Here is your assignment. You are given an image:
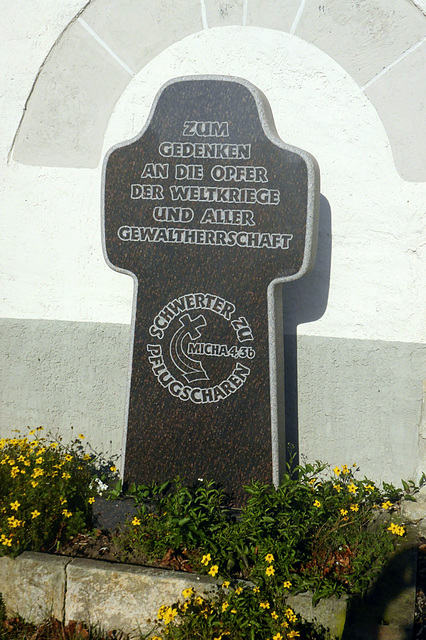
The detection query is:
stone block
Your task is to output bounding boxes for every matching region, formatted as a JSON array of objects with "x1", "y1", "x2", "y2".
[
  {"x1": 65, "y1": 558, "x2": 216, "y2": 637},
  {"x1": 204, "y1": 0, "x2": 245, "y2": 26},
  {"x1": 0, "y1": 552, "x2": 68, "y2": 624},
  {"x1": 81, "y1": 0, "x2": 203, "y2": 74},
  {"x1": 13, "y1": 20, "x2": 130, "y2": 168},
  {"x1": 244, "y1": 0, "x2": 301, "y2": 32},
  {"x1": 365, "y1": 42, "x2": 426, "y2": 182},
  {"x1": 287, "y1": 592, "x2": 348, "y2": 639},
  {"x1": 295, "y1": 0, "x2": 425, "y2": 86},
  {"x1": 401, "y1": 486, "x2": 426, "y2": 534}
]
